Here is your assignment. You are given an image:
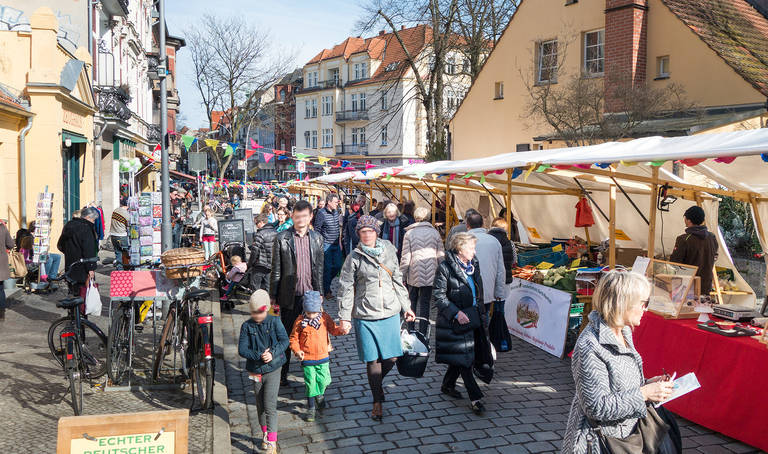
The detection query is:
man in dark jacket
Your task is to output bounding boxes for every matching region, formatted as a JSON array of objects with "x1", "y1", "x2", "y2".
[
  {"x1": 249, "y1": 213, "x2": 277, "y2": 291},
  {"x1": 270, "y1": 200, "x2": 324, "y2": 384},
  {"x1": 487, "y1": 217, "x2": 518, "y2": 284},
  {"x1": 57, "y1": 207, "x2": 99, "y2": 285},
  {"x1": 313, "y1": 194, "x2": 342, "y2": 298},
  {"x1": 670, "y1": 206, "x2": 719, "y2": 293},
  {"x1": 343, "y1": 201, "x2": 363, "y2": 255}
]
